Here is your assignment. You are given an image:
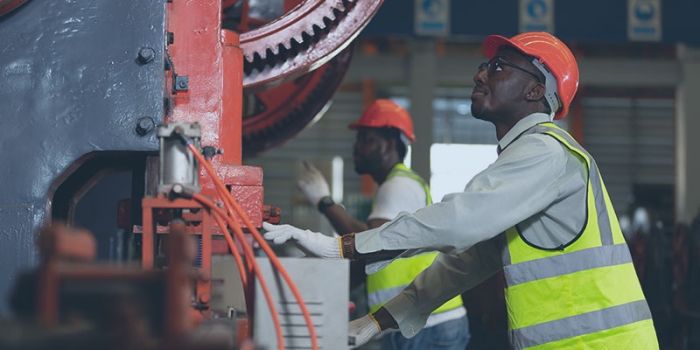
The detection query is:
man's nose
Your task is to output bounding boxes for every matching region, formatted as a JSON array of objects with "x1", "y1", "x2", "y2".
[{"x1": 474, "y1": 69, "x2": 487, "y2": 85}]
